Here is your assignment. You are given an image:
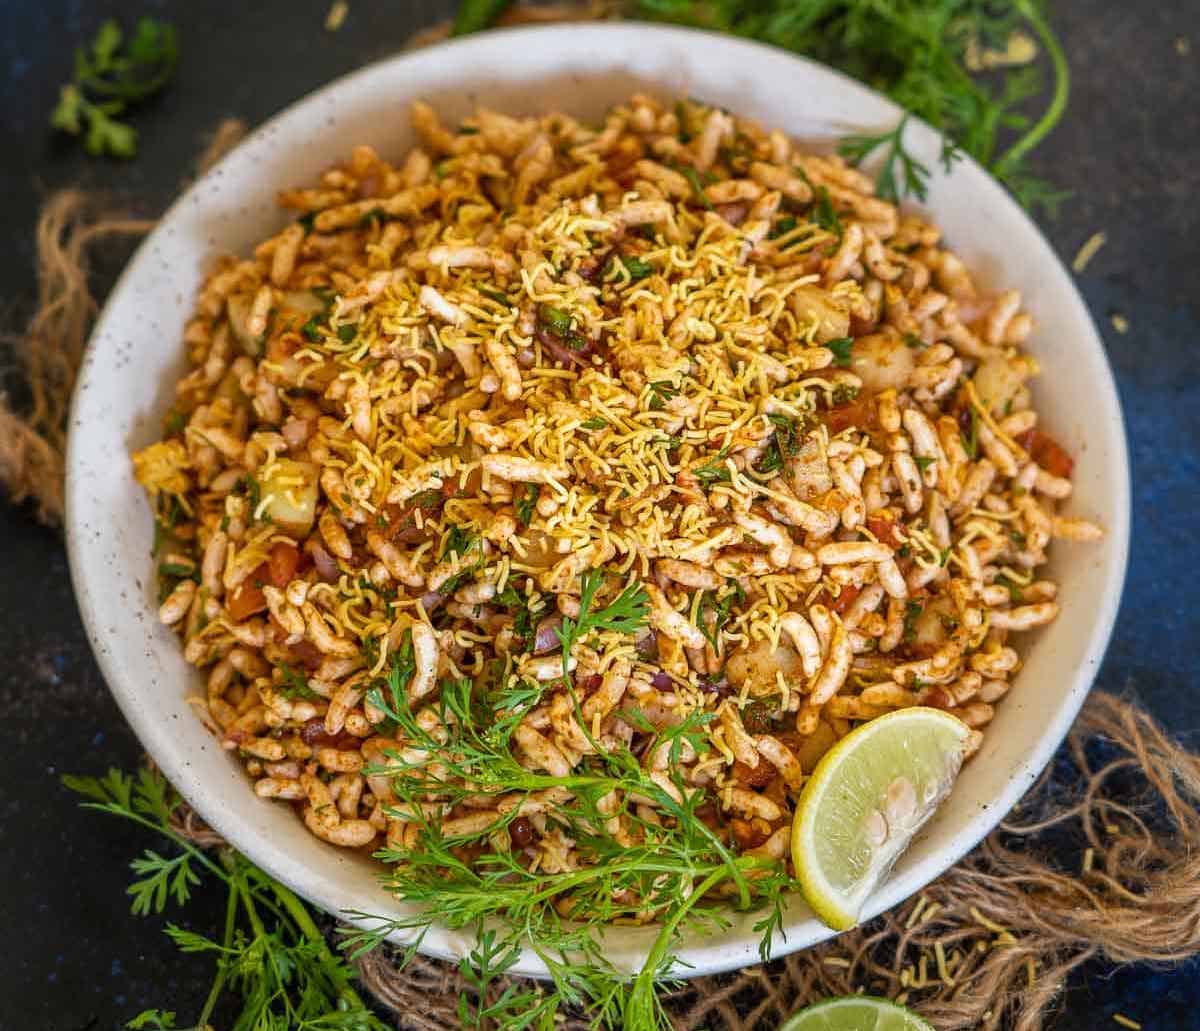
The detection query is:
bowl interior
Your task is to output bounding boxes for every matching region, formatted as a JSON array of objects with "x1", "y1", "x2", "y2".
[{"x1": 65, "y1": 24, "x2": 1129, "y2": 979}]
